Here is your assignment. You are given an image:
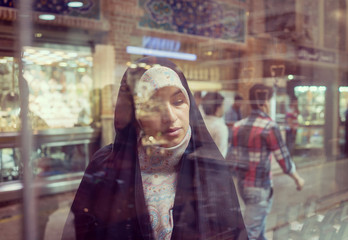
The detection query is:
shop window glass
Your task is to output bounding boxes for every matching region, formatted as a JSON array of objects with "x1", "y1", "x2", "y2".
[
  {"x1": 34, "y1": 144, "x2": 87, "y2": 177},
  {"x1": 0, "y1": 56, "x2": 19, "y2": 132},
  {"x1": 0, "y1": 45, "x2": 98, "y2": 184},
  {"x1": 0, "y1": 148, "x2": 20, "y2": 182},
  {"x1": 1, "y1": 0, "x2": 348, "y2": 239},
  {"x1": 23, "y1": 46, "x2": 94, "y2": 129}
]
